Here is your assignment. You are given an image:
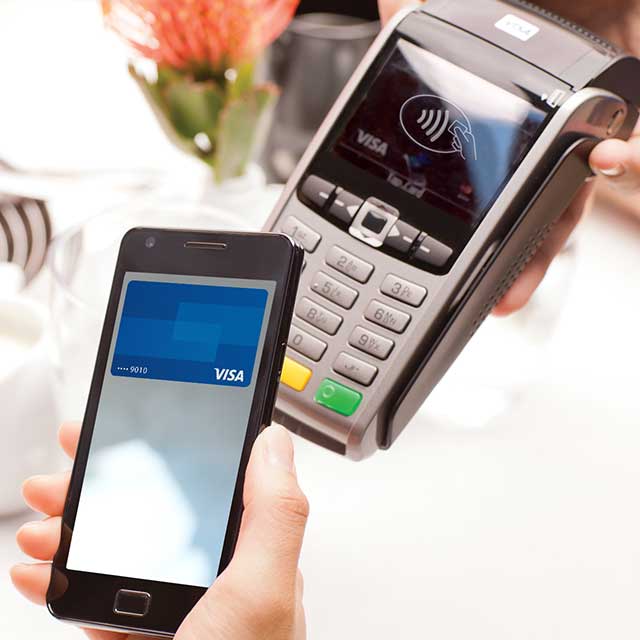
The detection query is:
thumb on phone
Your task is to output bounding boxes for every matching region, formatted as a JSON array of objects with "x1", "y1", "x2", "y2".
[
  {"x1": 231, "y1": 425, "x2": 309, "y2": 585},
  {"x1": 177, "y1": 426, "x2": 308, "y2": 639}
]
